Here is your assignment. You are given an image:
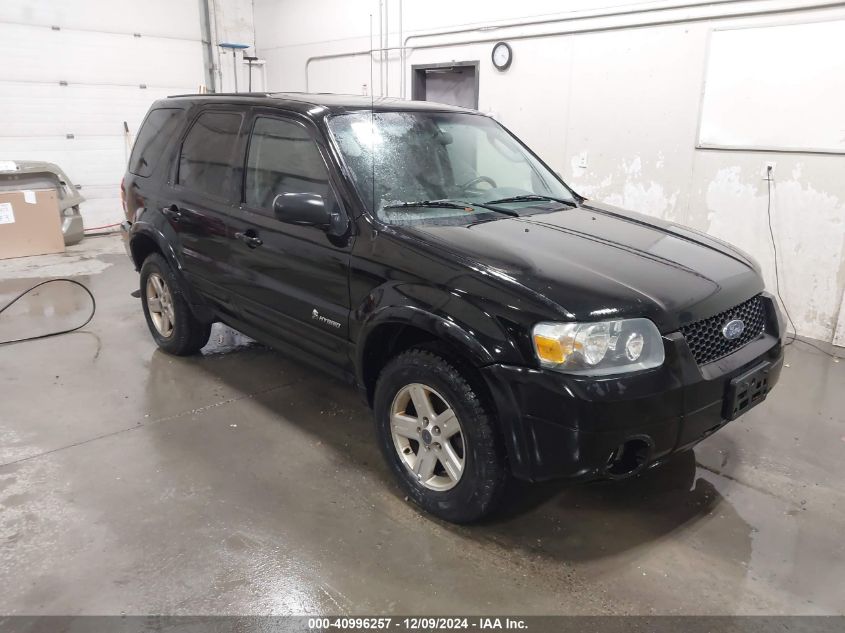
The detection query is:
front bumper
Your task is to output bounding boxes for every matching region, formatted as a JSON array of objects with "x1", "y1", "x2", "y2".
[{"x1": 482, "y1": 293, "x2": 784, "y2": 482}]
